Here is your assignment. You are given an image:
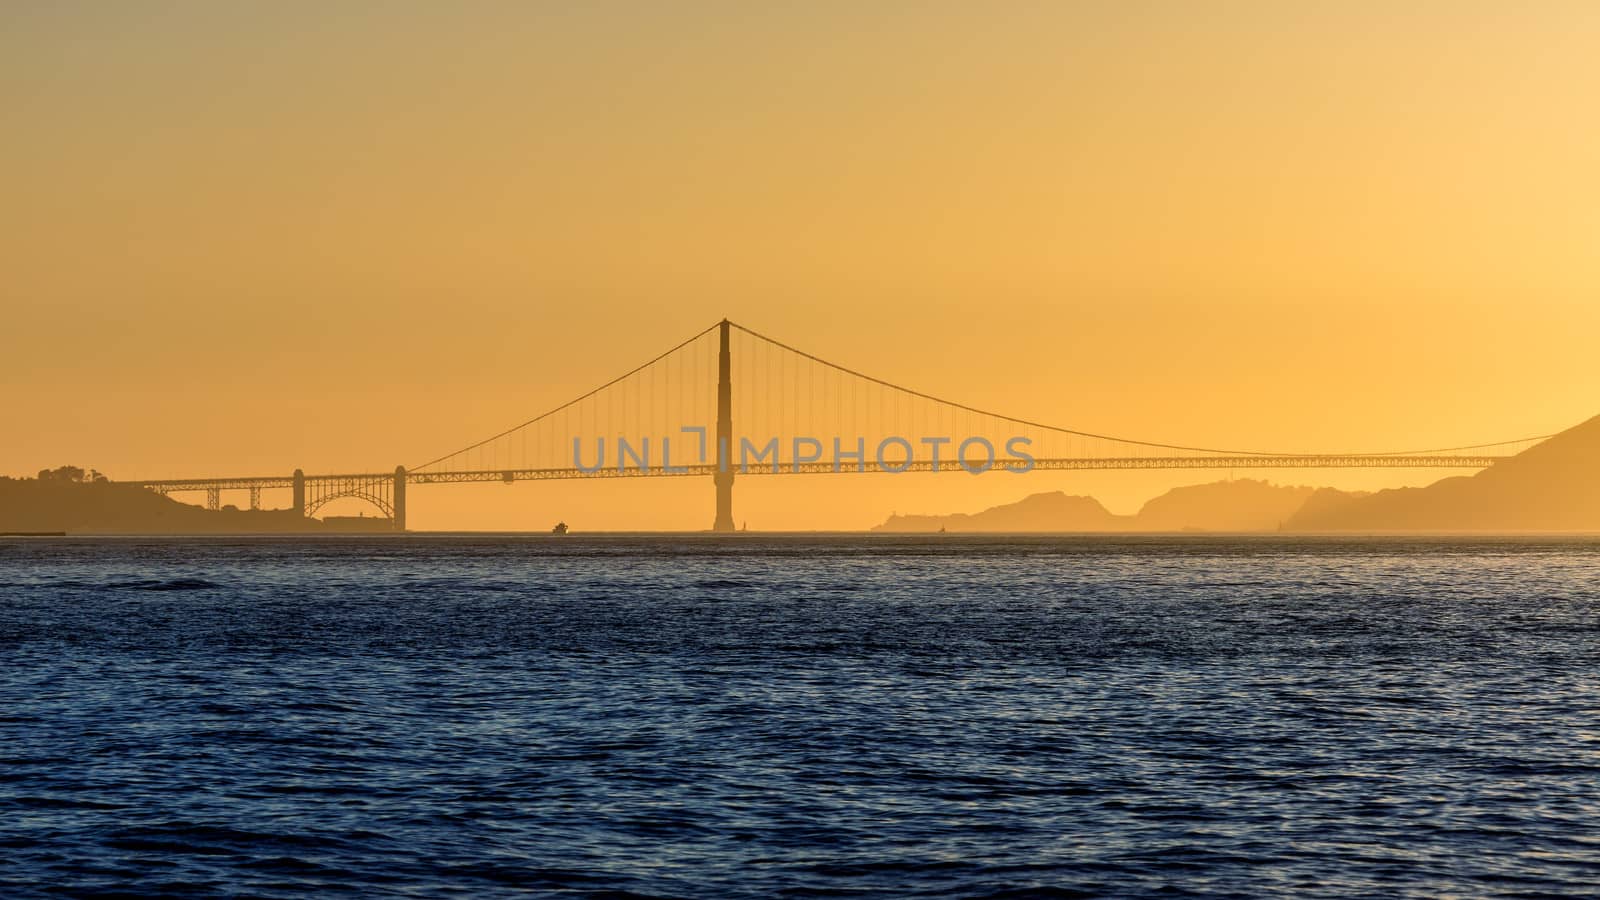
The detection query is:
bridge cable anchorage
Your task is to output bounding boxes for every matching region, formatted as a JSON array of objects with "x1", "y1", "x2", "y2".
[
  {"x1": 409, "y1": 321, "x2": 721, "y2": 472},
  {"x1": 722, "y1": 320, "x2": 1555, "y2": 459}
]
